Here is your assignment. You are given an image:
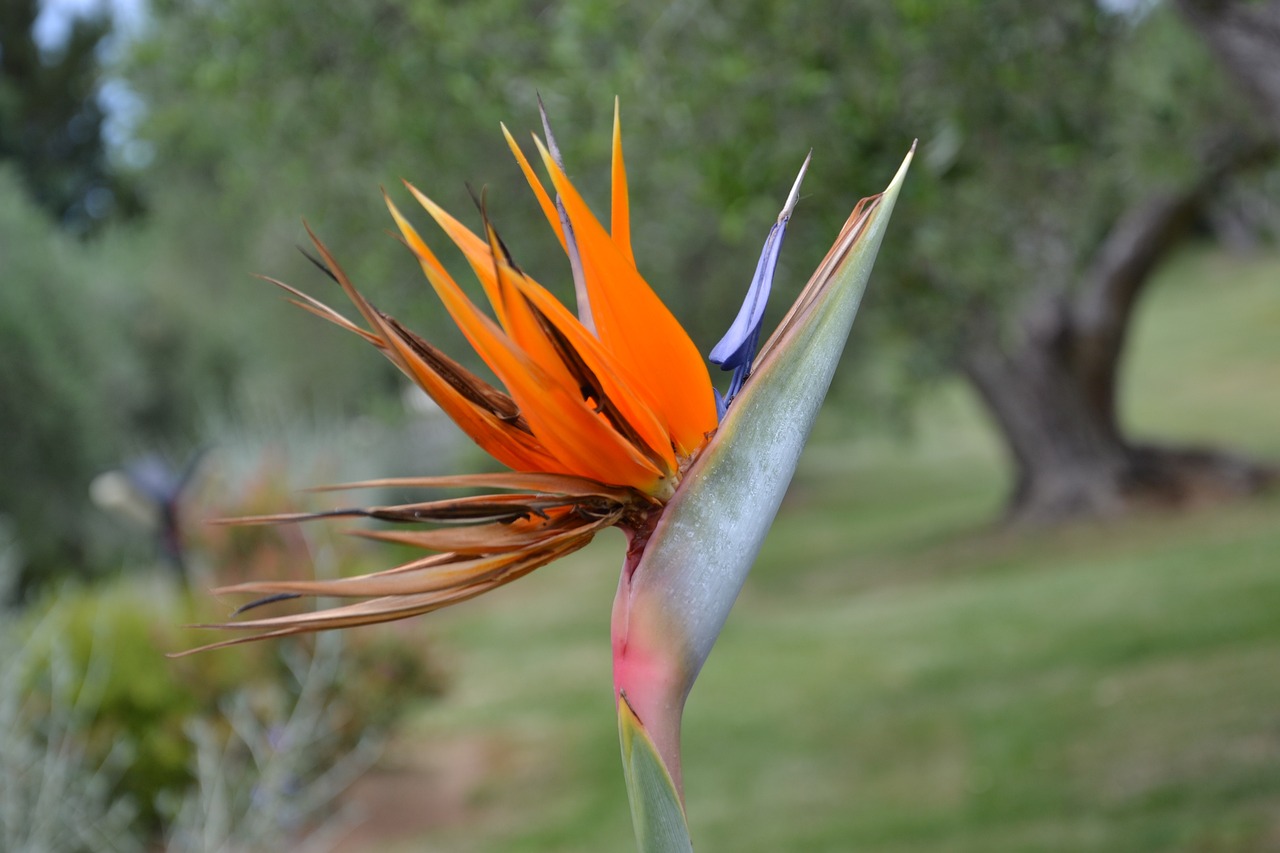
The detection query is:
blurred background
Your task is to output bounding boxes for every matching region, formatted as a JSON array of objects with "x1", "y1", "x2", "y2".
[{"x1": 1, "y1": 0, "x2": 1278, "y2": 849}]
